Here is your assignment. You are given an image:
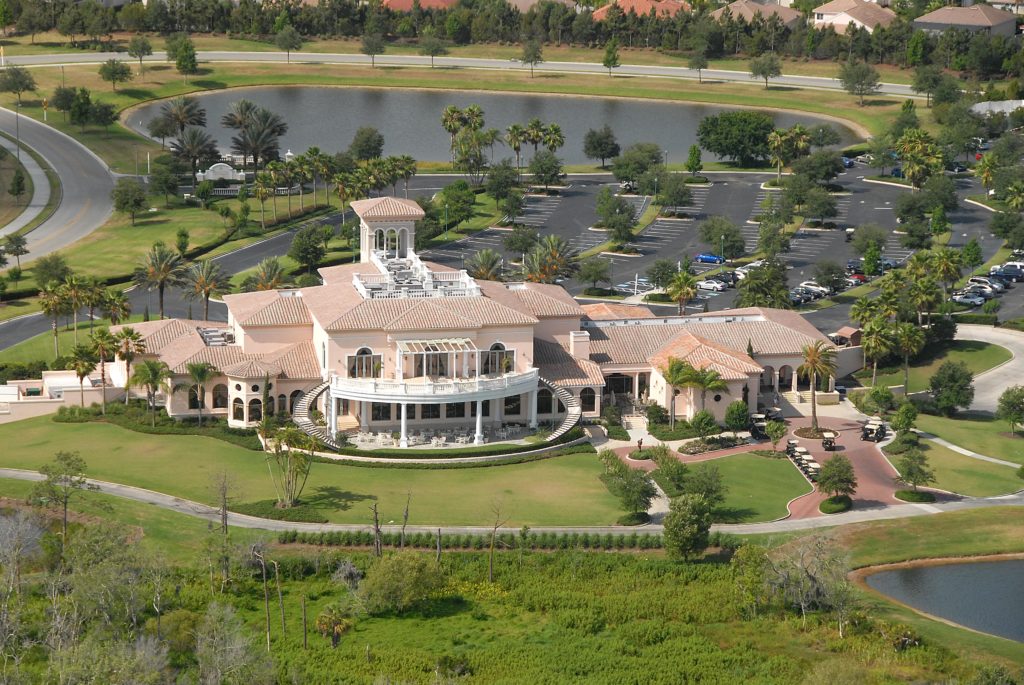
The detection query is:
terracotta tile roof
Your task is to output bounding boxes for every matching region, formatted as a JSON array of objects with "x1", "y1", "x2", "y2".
[
  {"x1": 535, "y1": 339, "x2": 606, "y2": 388},
  {"x1": 648, "y1": 330, "x2": 763, "y2": 381},
  {"x1": 581, "y1": 302, "x2": 656, "y2": 320},
  {"x1": 349, "y1": 197, "x2": 425, "y2": 221},
  {"x1": 914, "y1": 4, "x2": 1015, "y2": 27},
  {"x1": 264, "y1": 341, "x2": 321, "y2": 380},
  {"x1": 238, "y1": 296, "x2": 312, "y2": 327},
  {"x1": 167, "y1": 344, "x2": 251, "y2": 375},
  {"x1": 221, "y1": 359, "x2": 283, "y2": 379},
  {"x1": 593, "y1": 0, "x2": 688, "y2": 21},
  {"x1": 711, "y1": 0, "x2": 803, "y2": 26},
  {"x1": 109, "y1": 319, "x2": 227, "y2": 356},
  {"x1": 477, "y1": 280, "x2": 583, "y2": 319},
  {"x1": 317, "y1": 262, "x2": 373, "y2": 286},
  {"x1": 319, "y1": 295, "x2": 537, "y2": 332}
]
